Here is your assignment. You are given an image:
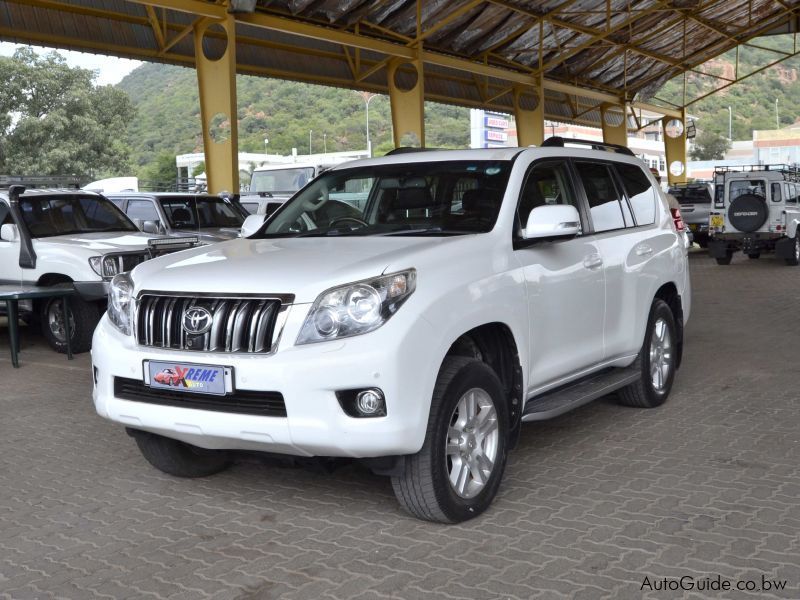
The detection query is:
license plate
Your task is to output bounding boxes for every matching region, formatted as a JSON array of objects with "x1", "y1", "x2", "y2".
[
  {"x1": 710, "y1": 215, "x2": 724, "y2": 228},
  {"x1": 144, "y1": 360, "x2": 232, "y2": 395}
]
